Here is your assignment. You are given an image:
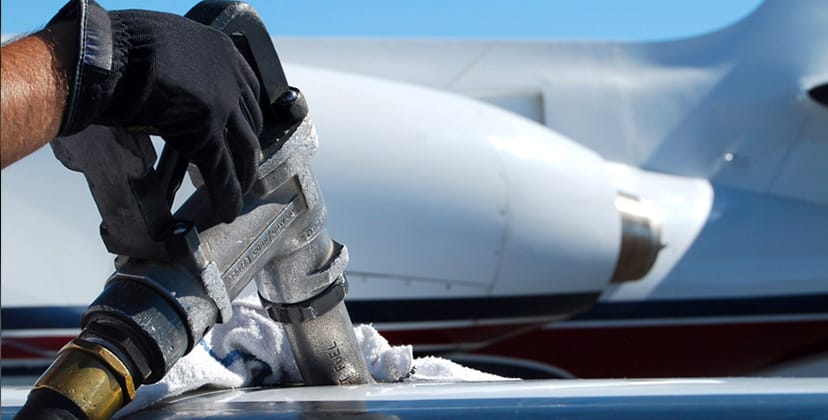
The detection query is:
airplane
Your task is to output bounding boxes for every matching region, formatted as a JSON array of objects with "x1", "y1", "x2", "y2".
[{"x1": 2, "y1": 0, "x2": 827, "y2": 386}]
